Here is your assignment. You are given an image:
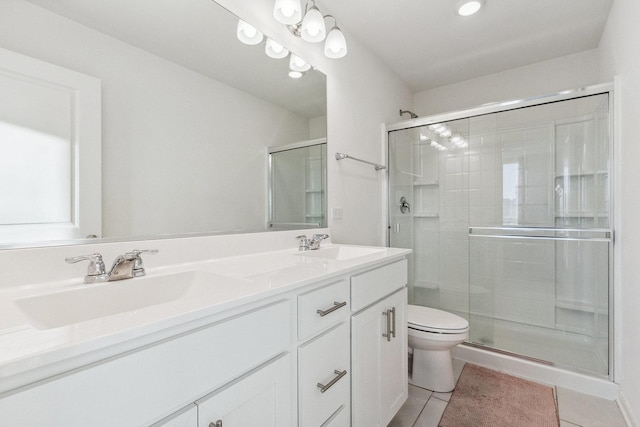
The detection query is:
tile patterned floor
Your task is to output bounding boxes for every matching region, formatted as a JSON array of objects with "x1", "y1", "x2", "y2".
[{"x1": 388, "y1": 359, "x2": 628, "y2": 427}]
